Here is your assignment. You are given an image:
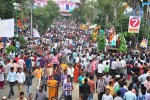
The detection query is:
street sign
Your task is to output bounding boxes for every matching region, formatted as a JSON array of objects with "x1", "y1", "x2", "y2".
[{"x1": 128, "y1": 16, "x2": 141, "y2": 33}]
